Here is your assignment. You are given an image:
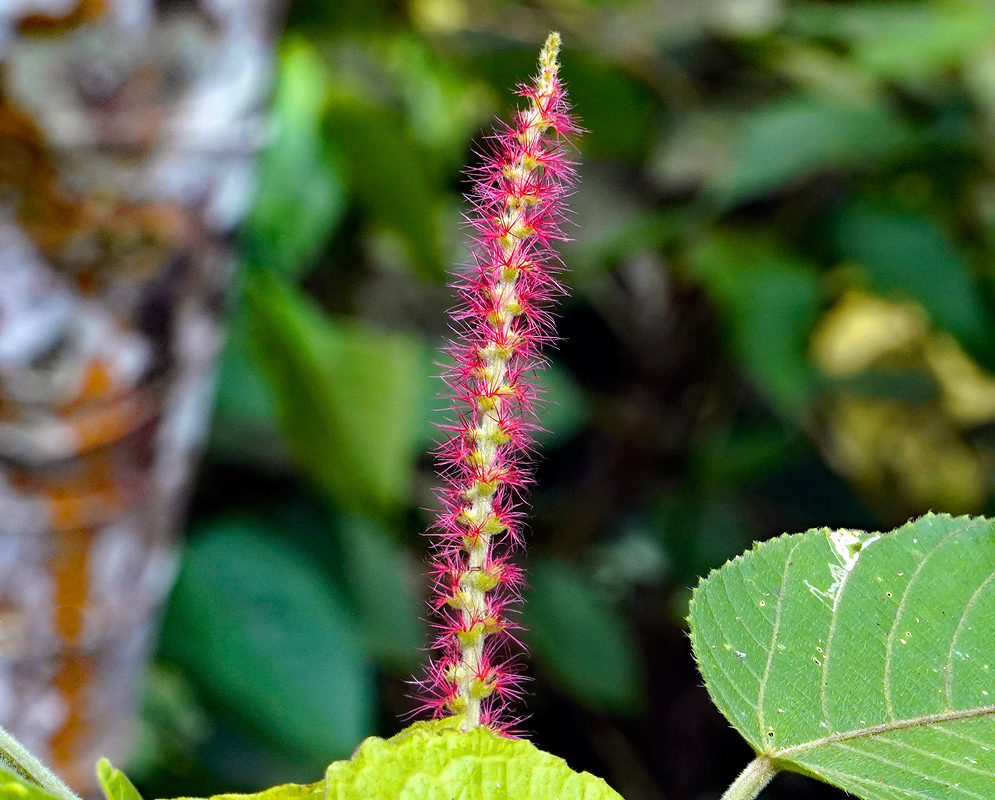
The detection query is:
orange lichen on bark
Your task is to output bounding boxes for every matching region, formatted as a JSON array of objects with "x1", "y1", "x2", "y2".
[
  {"x1": 51, "y1": 529, "x2": 93, "y2": 646},
  {"x1": 48, "y1": 652, "x2": 97, "y2": 790},
  {"x1": 18, "y1": 0, "x2": 106, "y2": 34},
  {"x1": 8, "y1": 448, "x2": 137, "y2": 531}
]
